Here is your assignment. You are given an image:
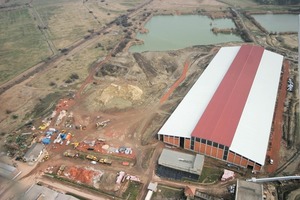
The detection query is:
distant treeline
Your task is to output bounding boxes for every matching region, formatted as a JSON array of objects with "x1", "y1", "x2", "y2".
[{"x1": 255, "y1": 0, "x2": 300, "y2": 5}]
